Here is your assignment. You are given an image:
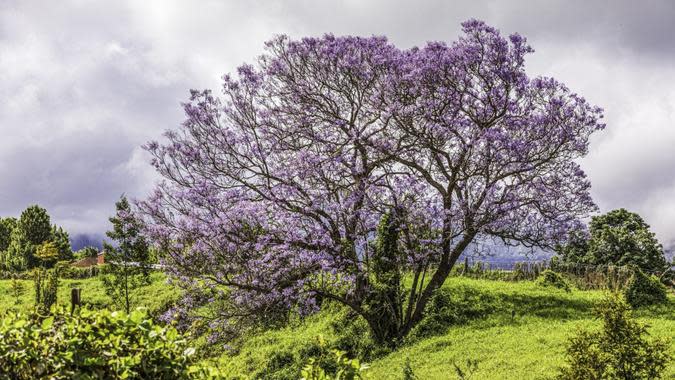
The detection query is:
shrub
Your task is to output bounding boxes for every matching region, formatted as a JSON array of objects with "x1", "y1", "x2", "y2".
[
  {"x1": 401, "y1": 358, "x2": 417, "y2": 380},
  {"x1": 33, "y1": 268, "x2": 58, "y2": 313},
  {"x1": 55, "y1": 260, "x2": 102, "y2": 279},
  {"x1": 557, "y1": 293, "x2": 670, "y2": 380},
  {"x1": 407, "y1": 286, "x2": 498, "y2": 341},
  {"x1": 535, "y1": 270, "x2": 571, "y2": 292},
  {"x1": 623, "y1": 268, "x2": 667, "y2": 308},
  {"x1": 300, "y1": 337, "x2": 369, "y2": 380},
  {"x1": 330, "y1": 310, "x2": 377, "y2": 361},
  {"x1": 0, "y1": 307, "x2": 220, "y2": 379}
]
